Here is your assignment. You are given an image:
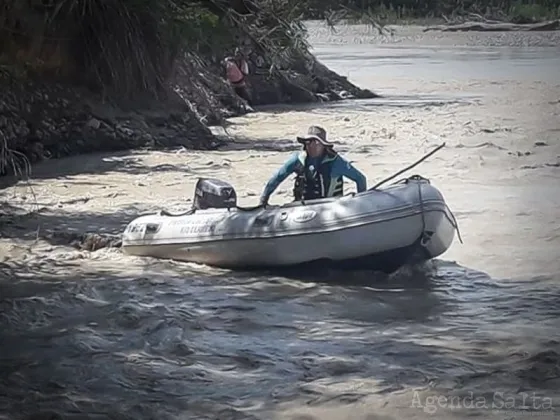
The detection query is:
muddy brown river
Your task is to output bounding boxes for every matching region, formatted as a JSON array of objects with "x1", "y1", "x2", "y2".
[{"x1": 1, "y1": 23, "x2": 559, "y2": 420}]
